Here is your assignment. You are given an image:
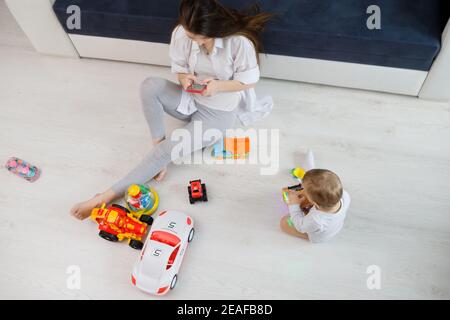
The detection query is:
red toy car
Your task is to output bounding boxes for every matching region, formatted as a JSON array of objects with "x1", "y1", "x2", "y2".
[
  {"x1": 188, "y1": 179, "x2": 208, "y2": 204},
  {"x1": 90, "y1": 204, "x2": 154, "y2": 250}
]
